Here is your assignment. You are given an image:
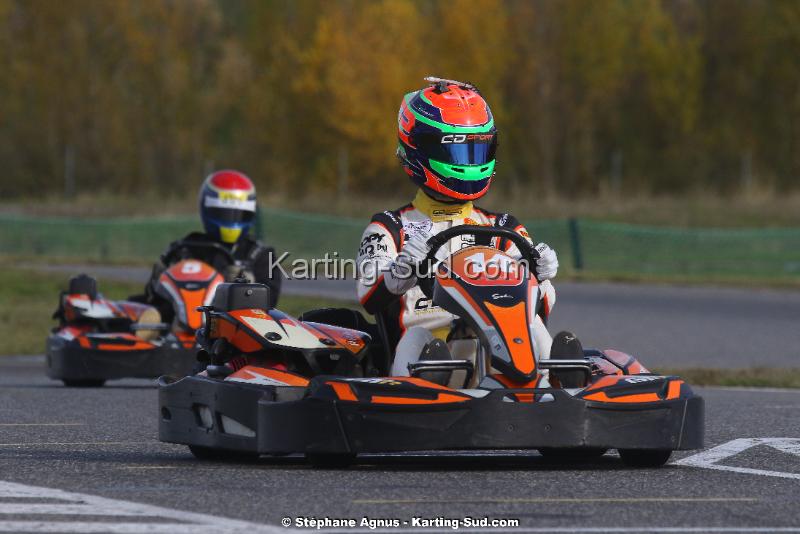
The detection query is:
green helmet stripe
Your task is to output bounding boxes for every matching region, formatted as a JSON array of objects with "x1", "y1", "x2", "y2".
[
  {"x1": 405, "y1": 94, "x2": 494, "y2": 134},
  {"x1": 418, "y1": 90, "x2": 432, "y2": 106},
  {"x1": 428, "y1": 159, "x2": 495, "y2": 181}
]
